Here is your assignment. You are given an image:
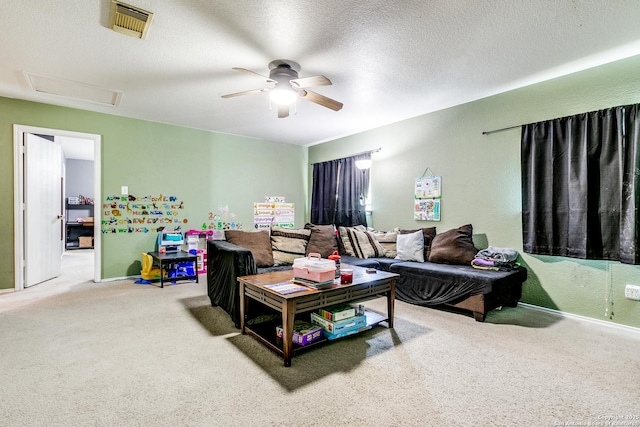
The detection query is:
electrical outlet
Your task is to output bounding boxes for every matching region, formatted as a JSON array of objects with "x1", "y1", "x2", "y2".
[{"x1": 625, "y1": 284, "x2": 640, "y2": 301}]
